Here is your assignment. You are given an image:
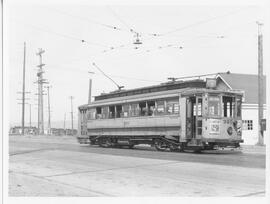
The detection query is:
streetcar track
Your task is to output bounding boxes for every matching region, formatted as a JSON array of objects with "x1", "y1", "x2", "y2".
[{"x1": 11, "y1": 171, "x2": 114, "y2": 196}]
